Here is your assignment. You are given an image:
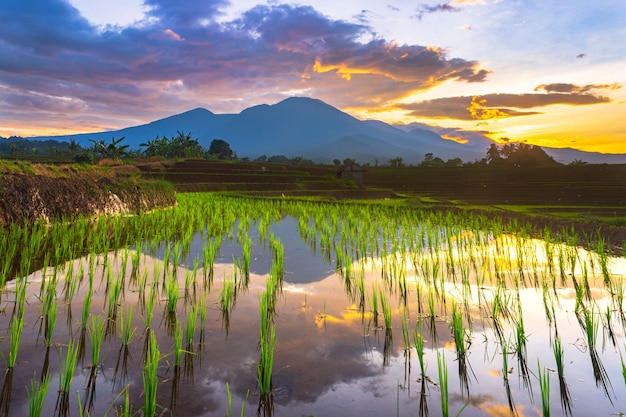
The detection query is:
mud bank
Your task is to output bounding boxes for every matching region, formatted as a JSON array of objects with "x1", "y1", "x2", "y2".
[{"x1": 0, "y1": 169, "x2": 176, "y2": 227}]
